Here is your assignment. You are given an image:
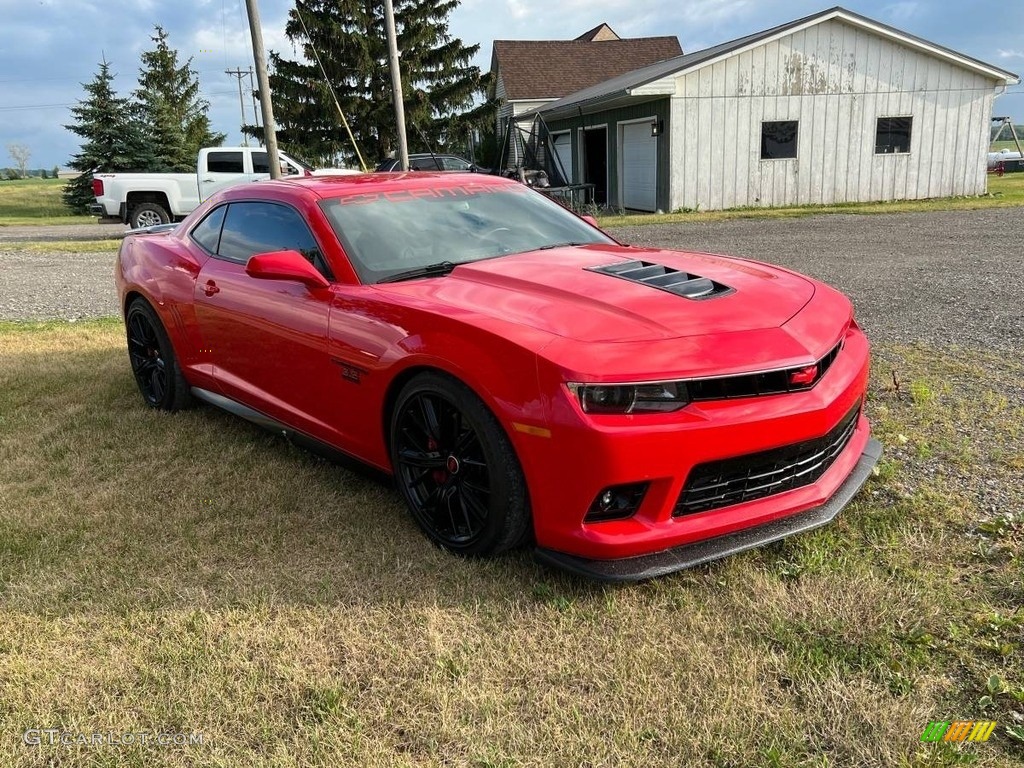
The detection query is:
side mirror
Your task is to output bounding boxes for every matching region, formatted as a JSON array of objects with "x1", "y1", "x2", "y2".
[
  {"x1": 582, "y1": 215, "x2": 600, "y2": 228},
  {"x1": 246, "y1": 250, "x2": 330, "y2": 290}
]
